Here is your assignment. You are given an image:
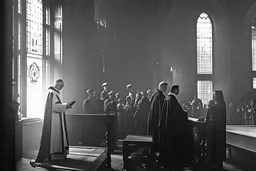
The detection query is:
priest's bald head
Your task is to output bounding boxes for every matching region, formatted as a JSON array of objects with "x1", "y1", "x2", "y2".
[
  {"x1": 55, "y1": 79, "x2": 64, "y2": 90},
  {"x1": 158, "y1": 81, "x2": 168, "y2": 93}
]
